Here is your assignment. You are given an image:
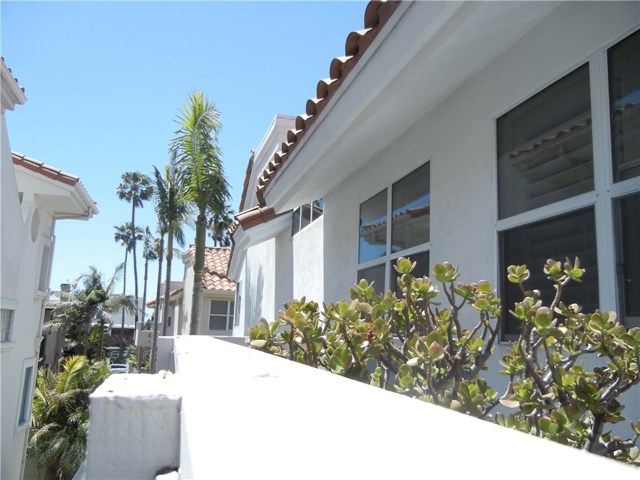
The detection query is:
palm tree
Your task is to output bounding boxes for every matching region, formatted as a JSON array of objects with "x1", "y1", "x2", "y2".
[
  {"x1": 150, "y1": 159, "x2": 190, "y2": 371},
  {"x1": 114, "y1": 222, "x2": 143, "y2": 361},
  {"x1": 116, "y1": 171, "x2": 154, "y2": 338},
  {"x1": 29, "y1": 355, "x2": 110, "y2": 479},
  {"x1": 51, "y1": 265, "x2": 134, "y2": 360},
  {"x1": 171, "y1": 91, "x2": 230, "y2": 335},
  {"x1": 208, "y1": 203, "x2": 234, "y2": 247},
  {"x1": 141, "y1": 226, "x2": 158, "y2": 325}
]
